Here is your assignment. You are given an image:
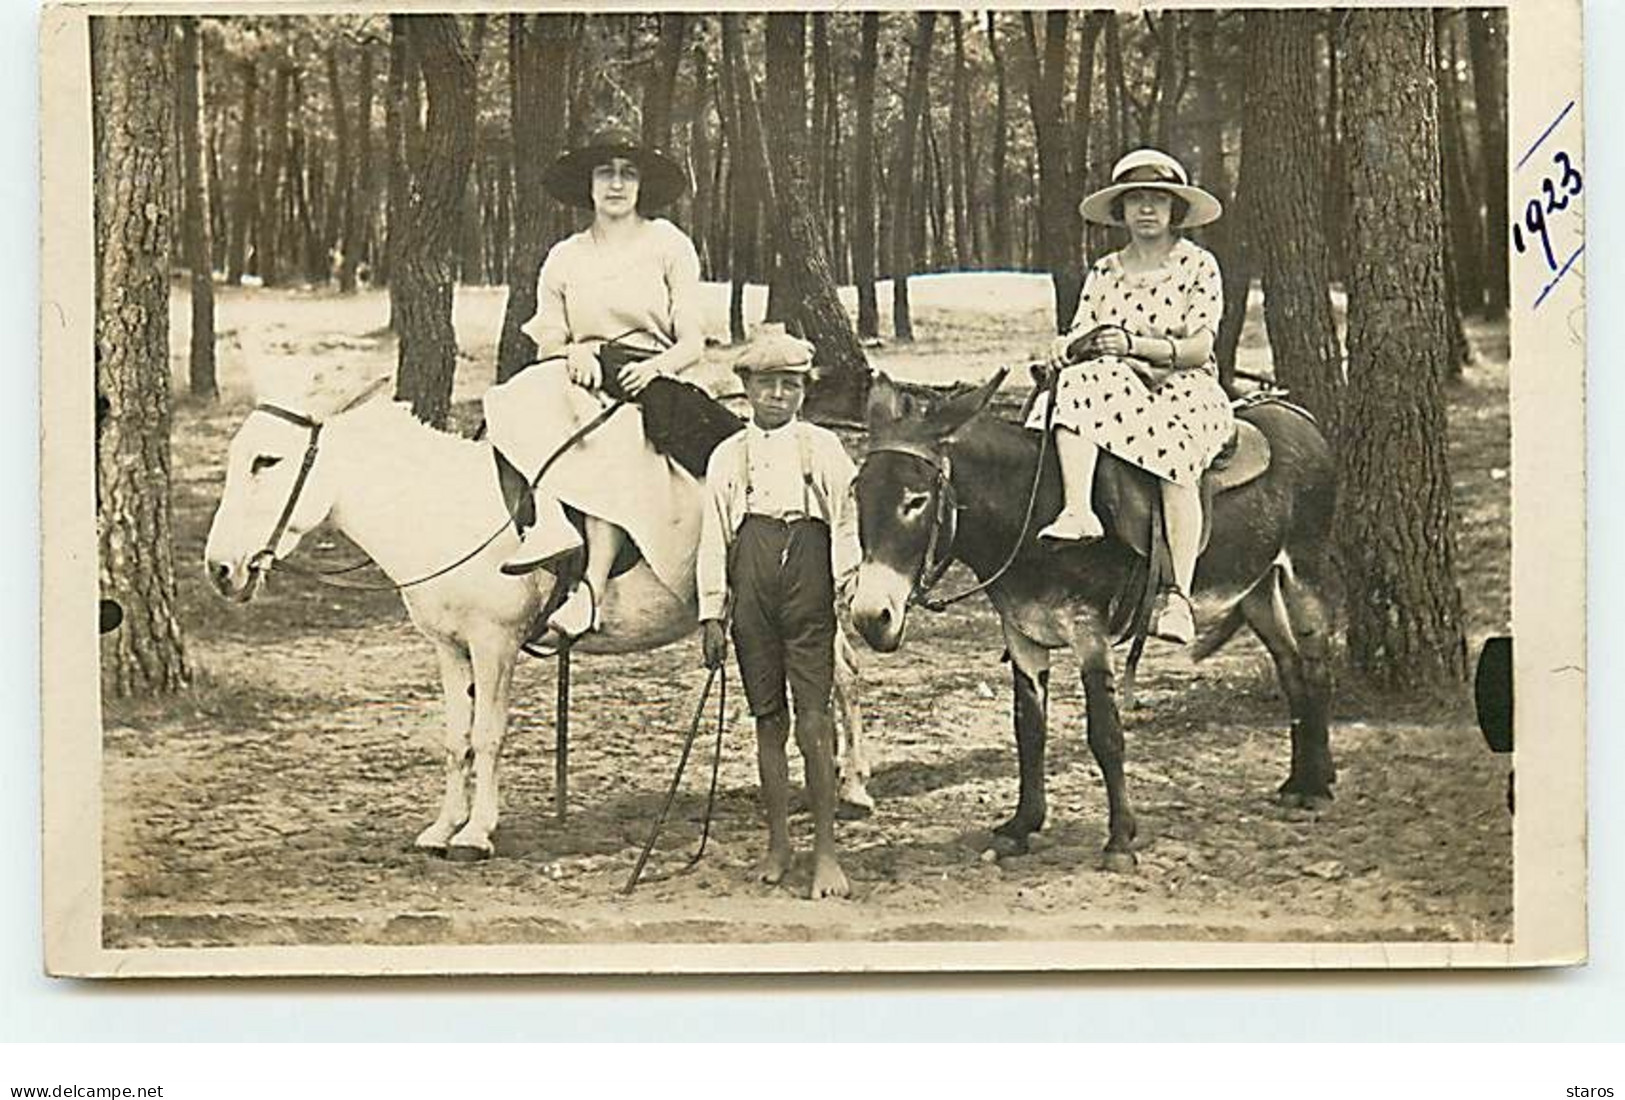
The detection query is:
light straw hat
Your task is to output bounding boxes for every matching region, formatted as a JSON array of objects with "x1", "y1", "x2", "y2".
[{"x1": 1078, "y1": 148, "x2": 1223, "y2": 229}]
